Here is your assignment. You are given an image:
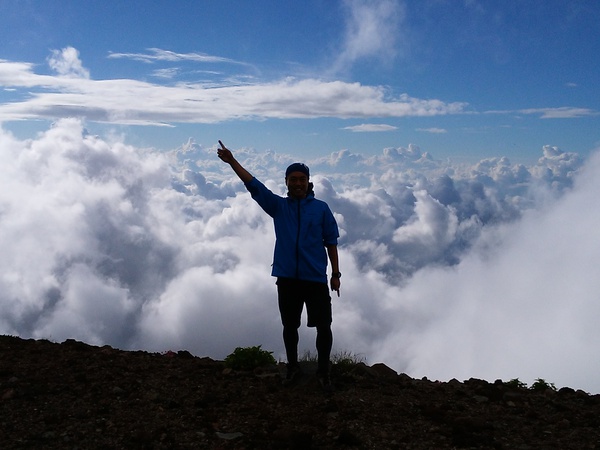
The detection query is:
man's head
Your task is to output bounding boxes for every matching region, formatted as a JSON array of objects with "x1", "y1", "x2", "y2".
[
  {"x1": 285, "y1": 162, "x2": 309, "y2": 179},
  {"x1": 285, "y1": 162, "x2": 310, "y2": 199}
]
